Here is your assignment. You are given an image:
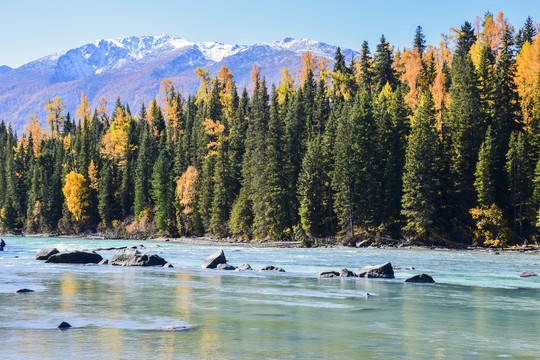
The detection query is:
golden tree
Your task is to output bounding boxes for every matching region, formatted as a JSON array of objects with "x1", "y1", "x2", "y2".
[
  {"x1": 76, "y1": 93, "x2": 91, "y2": 122},
  {"x1": 44, "y1": 97, "x2": 65, "y2": 136},
  {"x1": 63, "y1": 171, "x2": 89, "y2": 222},
  {"x1": 515, "y1": 35, "x2": 540, "y2": 125},
  {"x1": 100, "y1": 107, "x2": 130, "y2": 167}
]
